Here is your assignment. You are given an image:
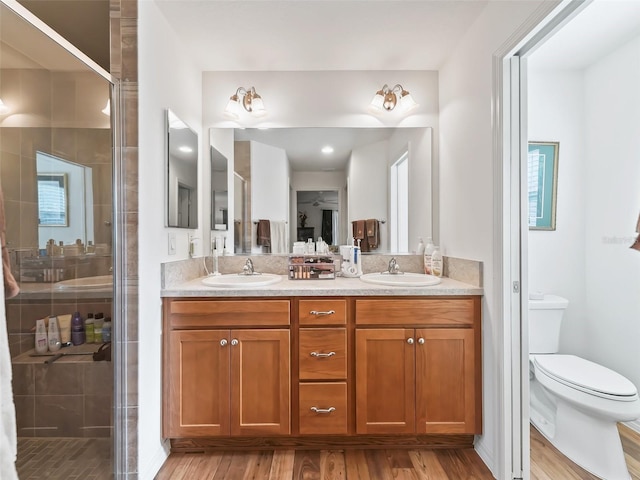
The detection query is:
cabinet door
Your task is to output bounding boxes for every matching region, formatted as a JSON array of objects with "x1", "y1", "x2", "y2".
[
  {"x1": 355, "y1": 328, "x2": 415, "y2": 434},
  {"x1": 230, "y1": 329, "x2": 291, "y2": 435},
  {"x1": 166, "y1": 329, "x2": 230, "y2": 437},
  {"x1": 415, "y1": 328, "x2": 477, "y2": 433}
]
